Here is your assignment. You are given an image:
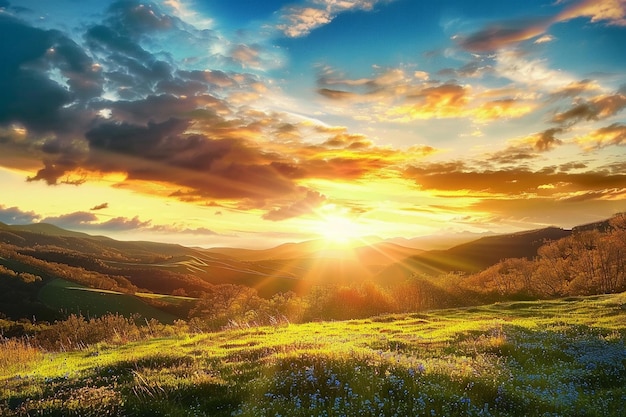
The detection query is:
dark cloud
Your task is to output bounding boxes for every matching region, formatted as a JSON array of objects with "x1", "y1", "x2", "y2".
[
  {"x1": 457, "y1": 17, "x2": 552, "y2": 52},
  {"x1": 27, "y1": 158, "x2": 85, "y2": 185},
  {"x1": 488, "y1": 147, "x2": 539, "y2": 165},
  {"x1": 0, "y1": 16, "x2": 71, "y2": 132},
  {"x1": 0, "y1": 14, "x2": 105, "y2": 135},
  {"x1": 559, "y1": 162, "x2": 587, "y2": 172},
  {"x1": 81, "y1": 117, "x2": 300, "y2": 200},
  {"x1": 105, "y1": 1, "x2": 177, "y2": 37},
  {"x1": 0, "y1": 205, "x2": 41, "y2": 224},
  {"x1": 102, "y1": 94, "x2": 227, "y2": 124},
  {"x1": 86, "y1": 117, "x2": 189, "y2": 155},
  {"x1": 437, "y1": 60, "x2": 493, "y2": 78},
  {"x1": 549, "y1": 80, "x2": 601, "y2": 99},
  {"x1": 317, "y1": 88, "x2": 359, "y2": 101},
  {"x1": 0, "y1": 0, "x2": 433, "y2": 224},
  {"x1": 90, "y1": 203, "x2": 109, "y2": 211},
  {"x1": 534, "y1": 127, "x2": 563, "y2": 151},
  {"x1": 552, "y1": 92, "x2": 626, "y2": 125}
]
